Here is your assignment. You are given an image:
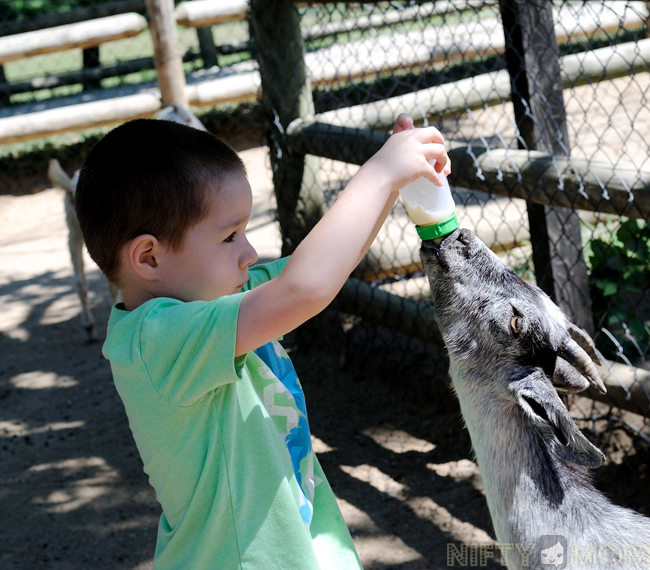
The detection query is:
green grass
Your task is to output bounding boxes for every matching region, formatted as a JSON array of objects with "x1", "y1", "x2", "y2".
[{"x1": 2, "y1": 14, "x2": 250, "y2": 105}]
